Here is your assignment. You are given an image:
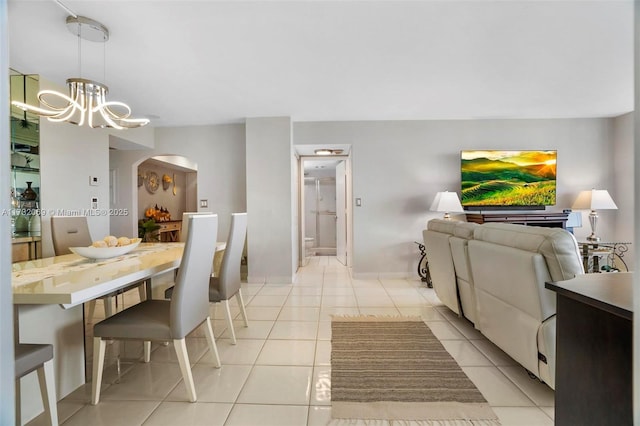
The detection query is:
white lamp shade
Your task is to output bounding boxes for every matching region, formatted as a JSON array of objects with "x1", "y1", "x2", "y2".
[
  {"x1": 430, "y1": 191, "x2": 464, "y2": 213},
  {"x1": 572, "y1": 189, "x2": 618, "y2": 210}
]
